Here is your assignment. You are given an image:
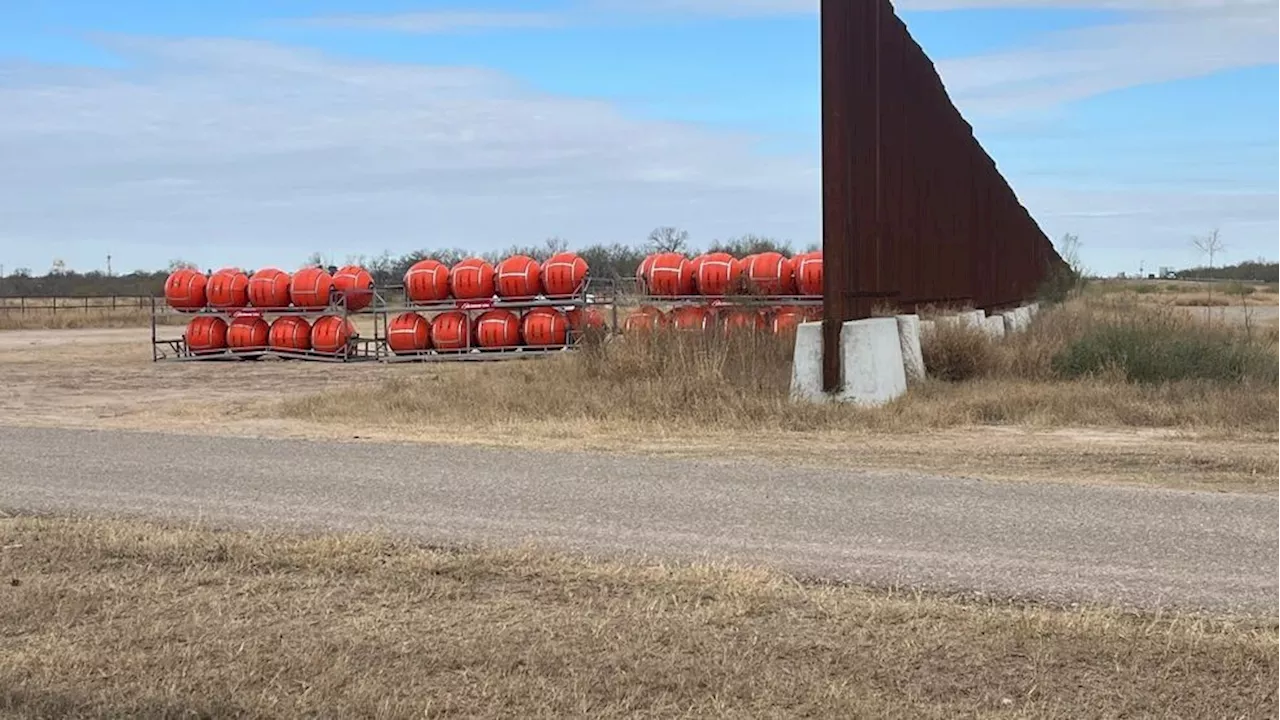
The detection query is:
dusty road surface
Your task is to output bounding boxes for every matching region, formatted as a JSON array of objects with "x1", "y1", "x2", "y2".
[{"x1": 2, "y1": 425, "x2": 1275, "y2": 615}]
